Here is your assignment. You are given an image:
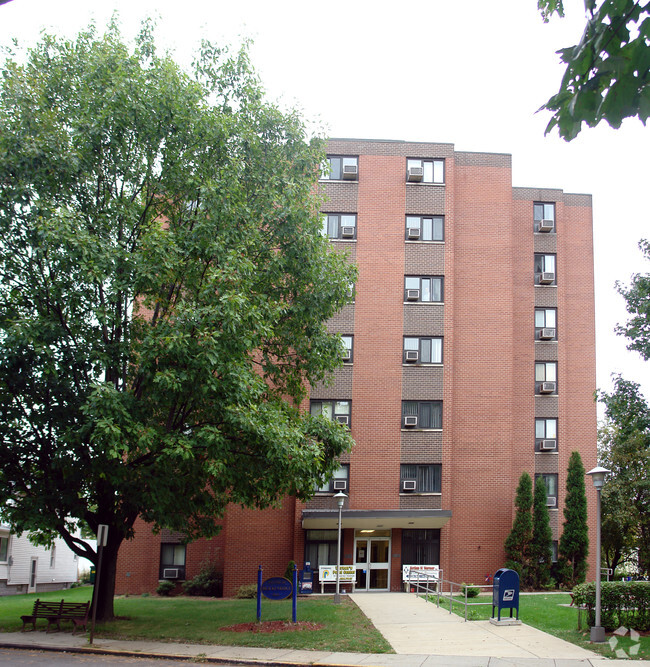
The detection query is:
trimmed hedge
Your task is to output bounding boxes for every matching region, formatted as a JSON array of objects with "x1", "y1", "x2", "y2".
[{"x1": 572, "y1": 581, "x2": 650, "y2": 631}]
